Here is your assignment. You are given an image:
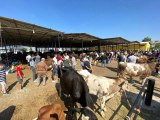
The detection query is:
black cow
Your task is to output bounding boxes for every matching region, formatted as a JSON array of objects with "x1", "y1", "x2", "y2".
[
  {"x1": 58, "y1": 67, "x2": 97, "y2": 120},
  {"x1": 58, "y1": 67, "x2": 93, "y2": 108}
]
